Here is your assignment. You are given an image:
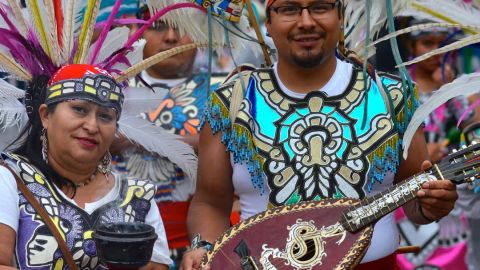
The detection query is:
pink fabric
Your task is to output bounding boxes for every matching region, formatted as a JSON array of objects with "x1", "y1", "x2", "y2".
[
  {"x1": 423, "y1": 104, "x2": 447, "y2": 133},
  {"x1": 397, "y1": 245, "x2": 467, "y2": 270},
  {"x1": 395, "y1": 208, "x2": 468, "y2": 270}
]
